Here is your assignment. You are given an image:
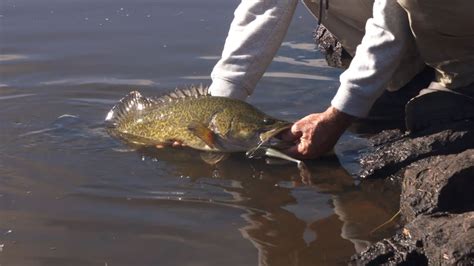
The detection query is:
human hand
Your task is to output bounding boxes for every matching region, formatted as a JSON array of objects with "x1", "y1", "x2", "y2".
[{"x1": 280, "y1": 106, "x2": 354, "y2": 159}]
